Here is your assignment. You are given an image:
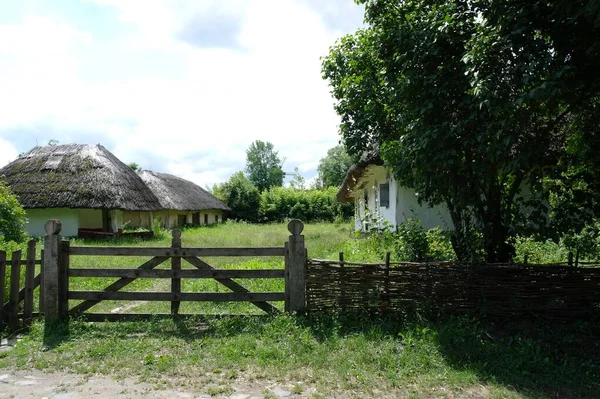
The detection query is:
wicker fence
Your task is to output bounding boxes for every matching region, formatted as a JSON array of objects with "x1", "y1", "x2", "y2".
[{"x1": 306, "y1": 258, "x2": 600, "y2": 320}]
